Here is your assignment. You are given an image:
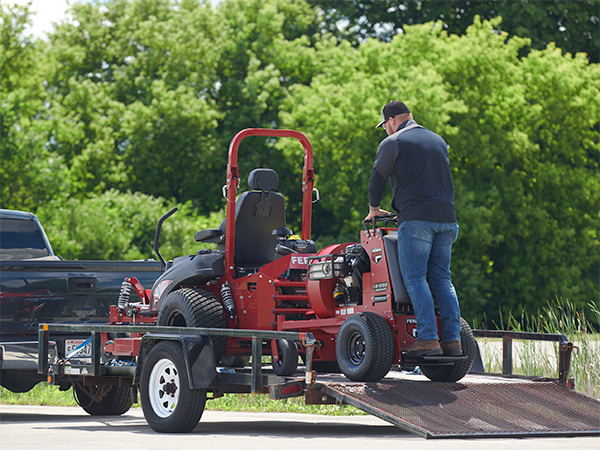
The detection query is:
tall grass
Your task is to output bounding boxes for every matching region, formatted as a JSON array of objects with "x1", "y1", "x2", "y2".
[{"x1": 475, "y1": 298, "x2": 600, "y2": 399}]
